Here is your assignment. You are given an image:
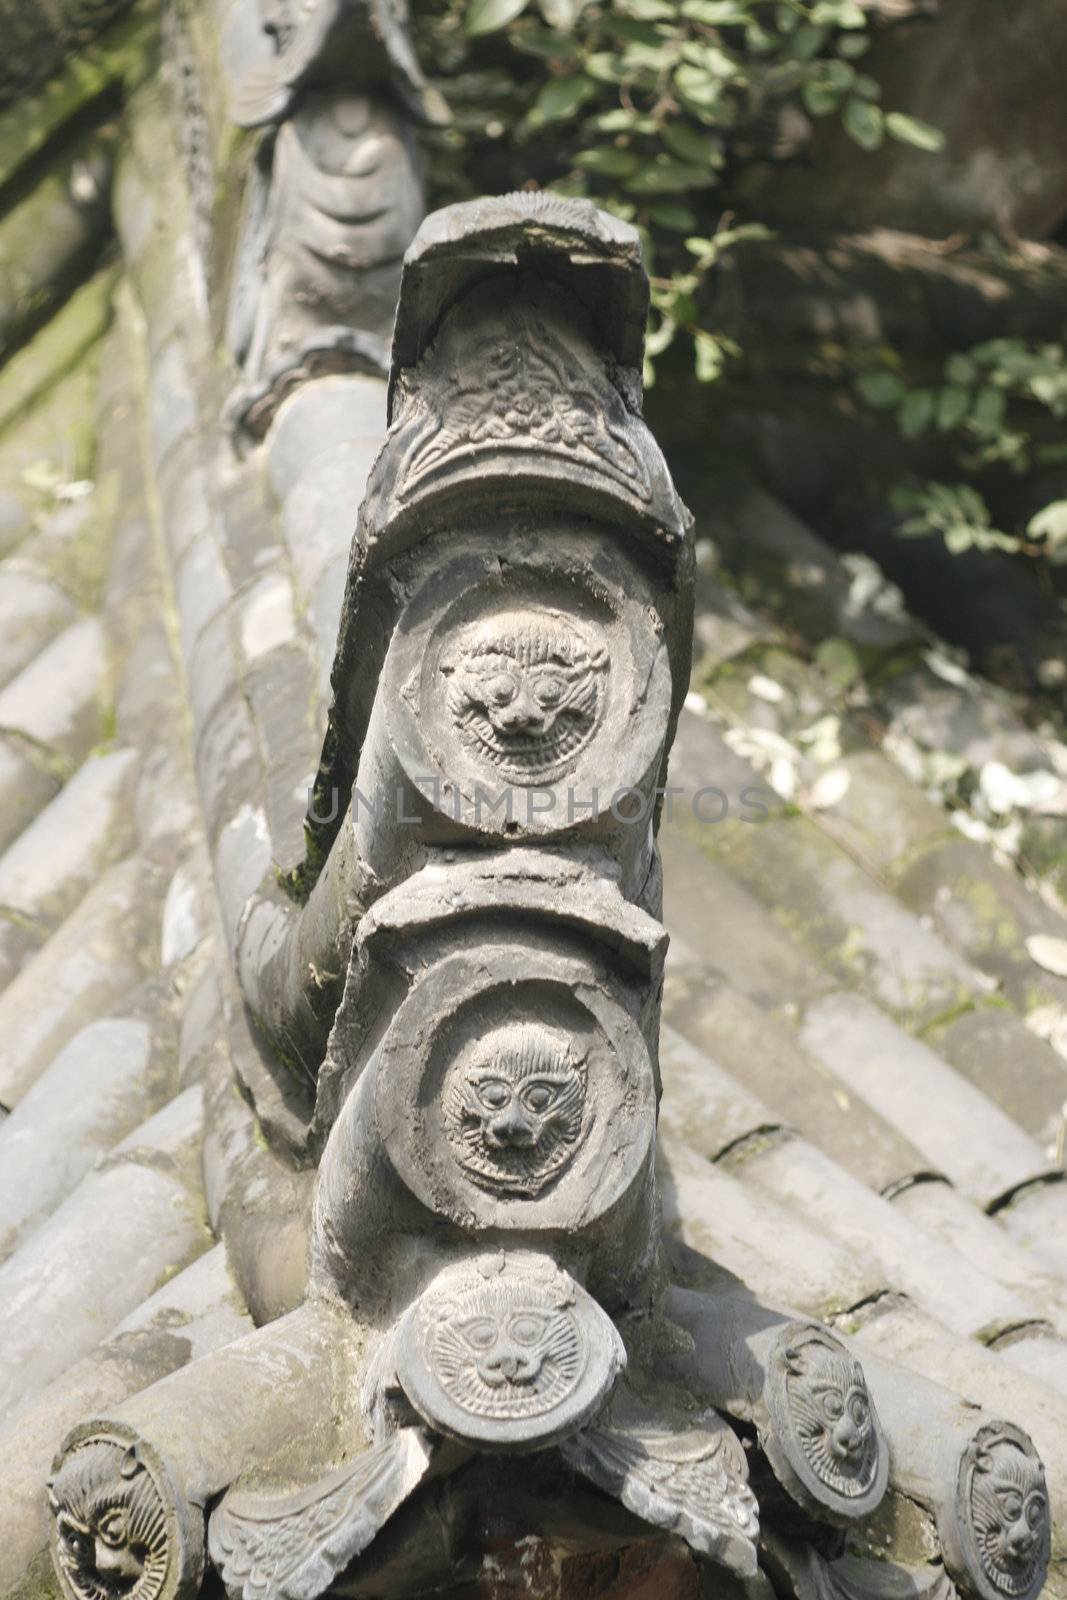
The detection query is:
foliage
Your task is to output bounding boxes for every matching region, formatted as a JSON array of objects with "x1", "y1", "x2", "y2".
[
  {"x1": 412, "y1": 0, "x2": 941, "y2": 382},
  {"x1": 856, "y1": 340, "x2": 1067, "y2": 569}
]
